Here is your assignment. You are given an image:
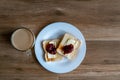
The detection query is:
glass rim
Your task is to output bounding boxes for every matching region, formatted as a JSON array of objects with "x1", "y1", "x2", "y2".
[{"x1": 11, "y1": 27, "x2": 35, "y2": 52}]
